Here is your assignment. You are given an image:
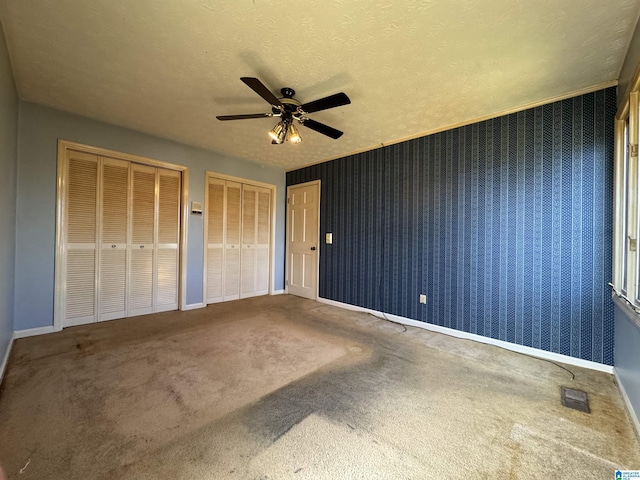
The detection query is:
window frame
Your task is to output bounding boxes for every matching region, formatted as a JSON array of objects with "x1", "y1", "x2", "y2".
[{"x1": 614, "y1": 80, "x2": 640, "y2": 307}]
